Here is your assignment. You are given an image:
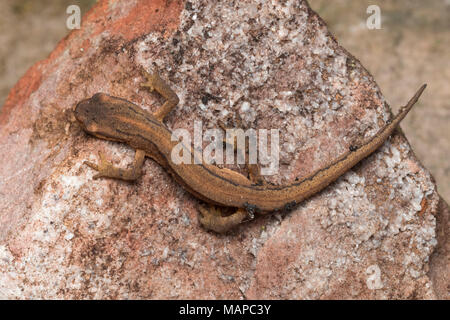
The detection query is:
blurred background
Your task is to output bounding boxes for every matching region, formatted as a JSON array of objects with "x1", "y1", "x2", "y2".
[{"x1": 0, "y1": 0, "x2": 448, "y2": 203}]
